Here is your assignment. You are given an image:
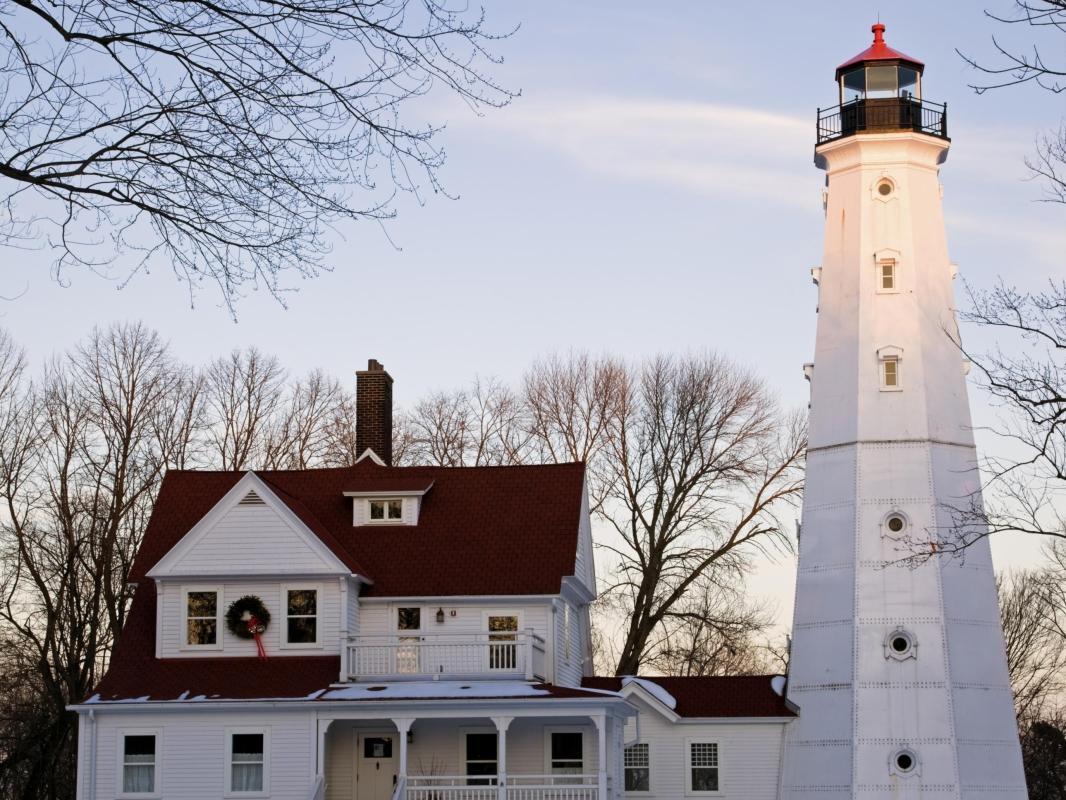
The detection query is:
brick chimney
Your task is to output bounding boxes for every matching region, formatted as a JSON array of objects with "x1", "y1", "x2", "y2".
[{"x1": 356, "y1": 359, "x2": 393, "y2": 466}]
